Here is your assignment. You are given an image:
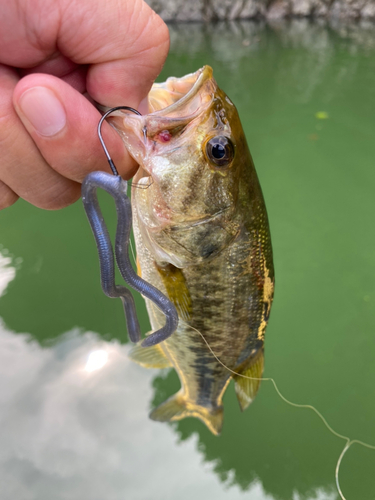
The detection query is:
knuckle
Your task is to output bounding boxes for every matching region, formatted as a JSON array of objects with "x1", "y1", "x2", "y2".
[
  {"x1": 129, "y1": 3, "x2": 170, "y2": 60},
  {"x1": 143, "y1": 10, "x2": 170, "y2": 56},
  {"x1": 154, "y1": 15, "x2": 170, "y2": 49},
  {"x1": 0, "y1": 182, "x2": 19, "y2": 210},
  {"x1": 0, "y1": 110, "x2": 20, "y2": 149},
  {"x1": 35, "y1": 183, "x2": 81, "y2": 210}
]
